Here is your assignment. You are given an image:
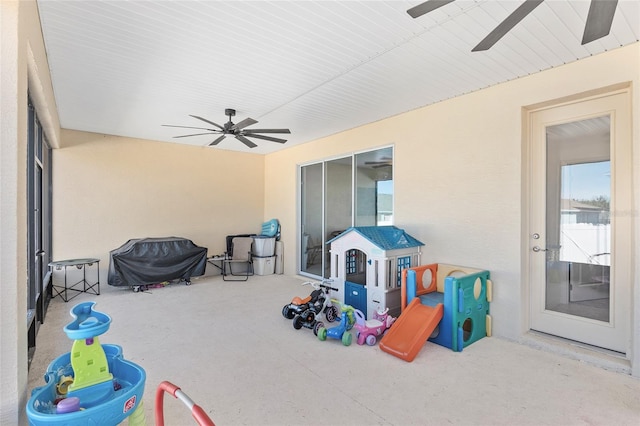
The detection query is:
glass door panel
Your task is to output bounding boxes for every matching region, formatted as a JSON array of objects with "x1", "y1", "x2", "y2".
[
  {"x1": 325, "y1": 157, "x2": 353, "y2": 278},
  {"x1": 355, "y1": 148, "x2": 393, "y2": 226},
  {"x1": 545, "y1": 120, "x2": 611, "y2": 322},
  {"x1": 300, "y1": 163, "x2": 323, "y2": 275}
]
